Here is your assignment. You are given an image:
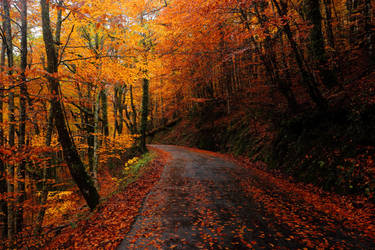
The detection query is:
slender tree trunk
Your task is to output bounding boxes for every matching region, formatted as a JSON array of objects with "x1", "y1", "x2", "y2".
[
  {"x1": 130, "y1": 85, "x2": 137, "y2": 134},
  {"x1": 100, "y1": 89, "x2": 109, "y2": 137},
  {"x1": 253, "y1": 3, "x2": 299, "y2": 112},
  {"x1": 363, "y1": 0, "x2": 374, "y2": 59},
  {"x1": 15, "y1": 0, "x2": 28, "y2": 234},
  {"x1": 0, "y1": 34, "x2": 7, "y2": 240},
  {"x1": 2, "y1": 0, "x2": 15, "y2": 239},
  {"x1": 75, "y1": 82, "x2": 86, "y2": 158},
  {"x1": 55, "y1": 0, "x2": 63, "y2": 51},
  {"x1": 113, "y1": 87, "x2": 119, "y2": 138},
  {"x1": 40, "y1": 0, "x2": 99, "y2": 210},
  {"x1": 33, "y1": 107, "x2": 53, "y2": 235},
  {"x1": 139, "y1": 79, "x2": 149, "y2": 153},
  {"x1": 0, "y1": 159, "x2": 6, "y2": 239},
  {"x1": 87, "y1": 86, "x2": 94, "y2": 175},
  {"x1": 92, "y1": 91, "x2": 100, "y2": 188}
]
